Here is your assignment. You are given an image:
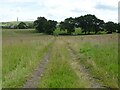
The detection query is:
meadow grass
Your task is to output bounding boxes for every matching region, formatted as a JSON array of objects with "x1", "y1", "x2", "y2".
[
  {"x1": 79, "y1": 42, "x2": 118, "y2": 87},
  {"x1": 2, "y1": 29, "x2": 40, "y2": 37},
  {"x1": 2, "y1": 29, "x2": 54, "y2": 88},
  {"x1": 2, "y1": 29, "x2": 118, "y2": 88},
  {"x1": 38, "y1": 38, "x2": 90, "y2": 88},
  {"x1": 63, "y1": 34, "x2": 118, "y2": 88}
]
